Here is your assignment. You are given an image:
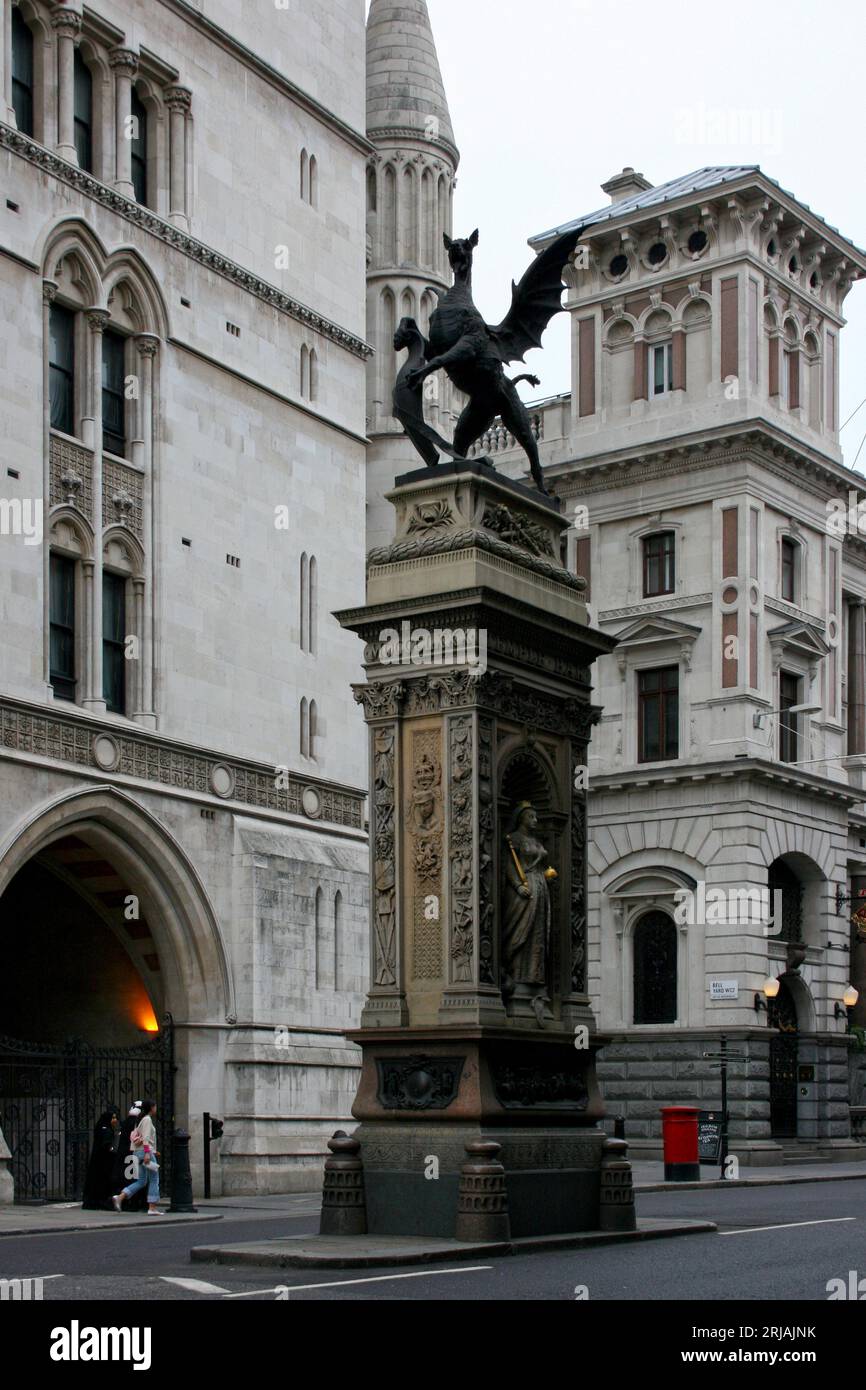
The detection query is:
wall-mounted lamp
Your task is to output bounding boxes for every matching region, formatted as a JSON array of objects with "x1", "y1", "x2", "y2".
[
  {"x1": 754, "y1": 977, "x2": 781, "y2": 1012},
  {"x1": 753, "y1": 702, "x2": 822, "y2": 730},
  {"x1": 835, "y1": 984, "x2": 860, "y2": 1020}
]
